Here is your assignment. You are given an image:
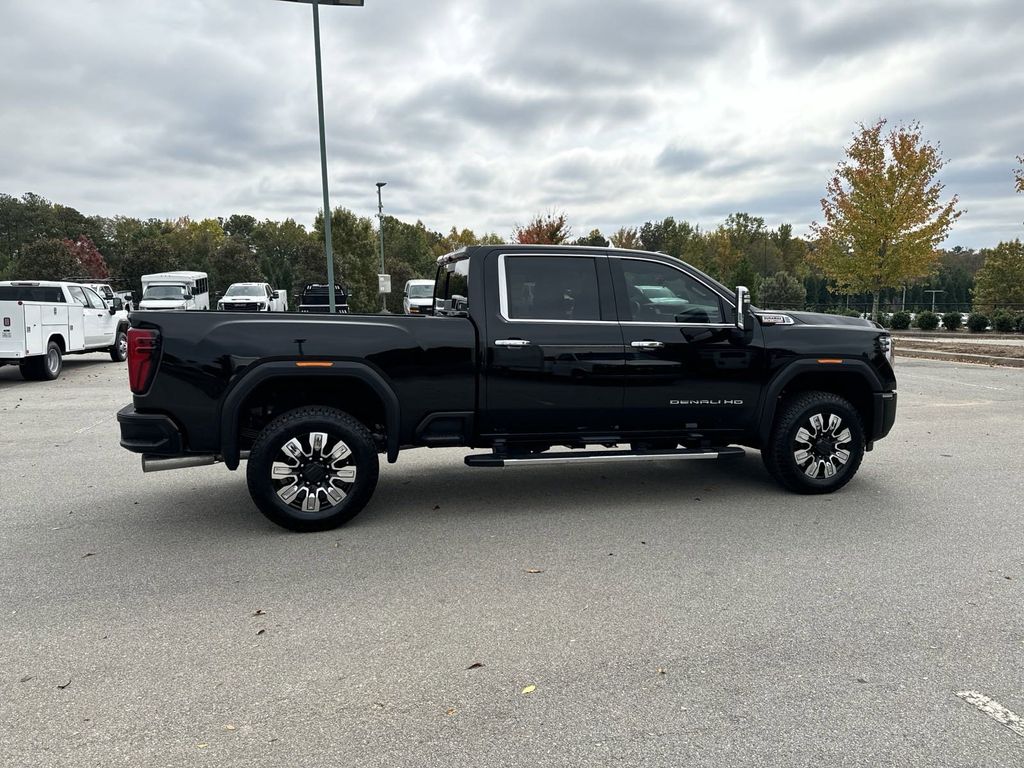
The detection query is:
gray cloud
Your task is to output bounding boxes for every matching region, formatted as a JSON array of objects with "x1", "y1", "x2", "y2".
[{"x1": 0, "y1": 0, "x2": 1020, "y2": 246}]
